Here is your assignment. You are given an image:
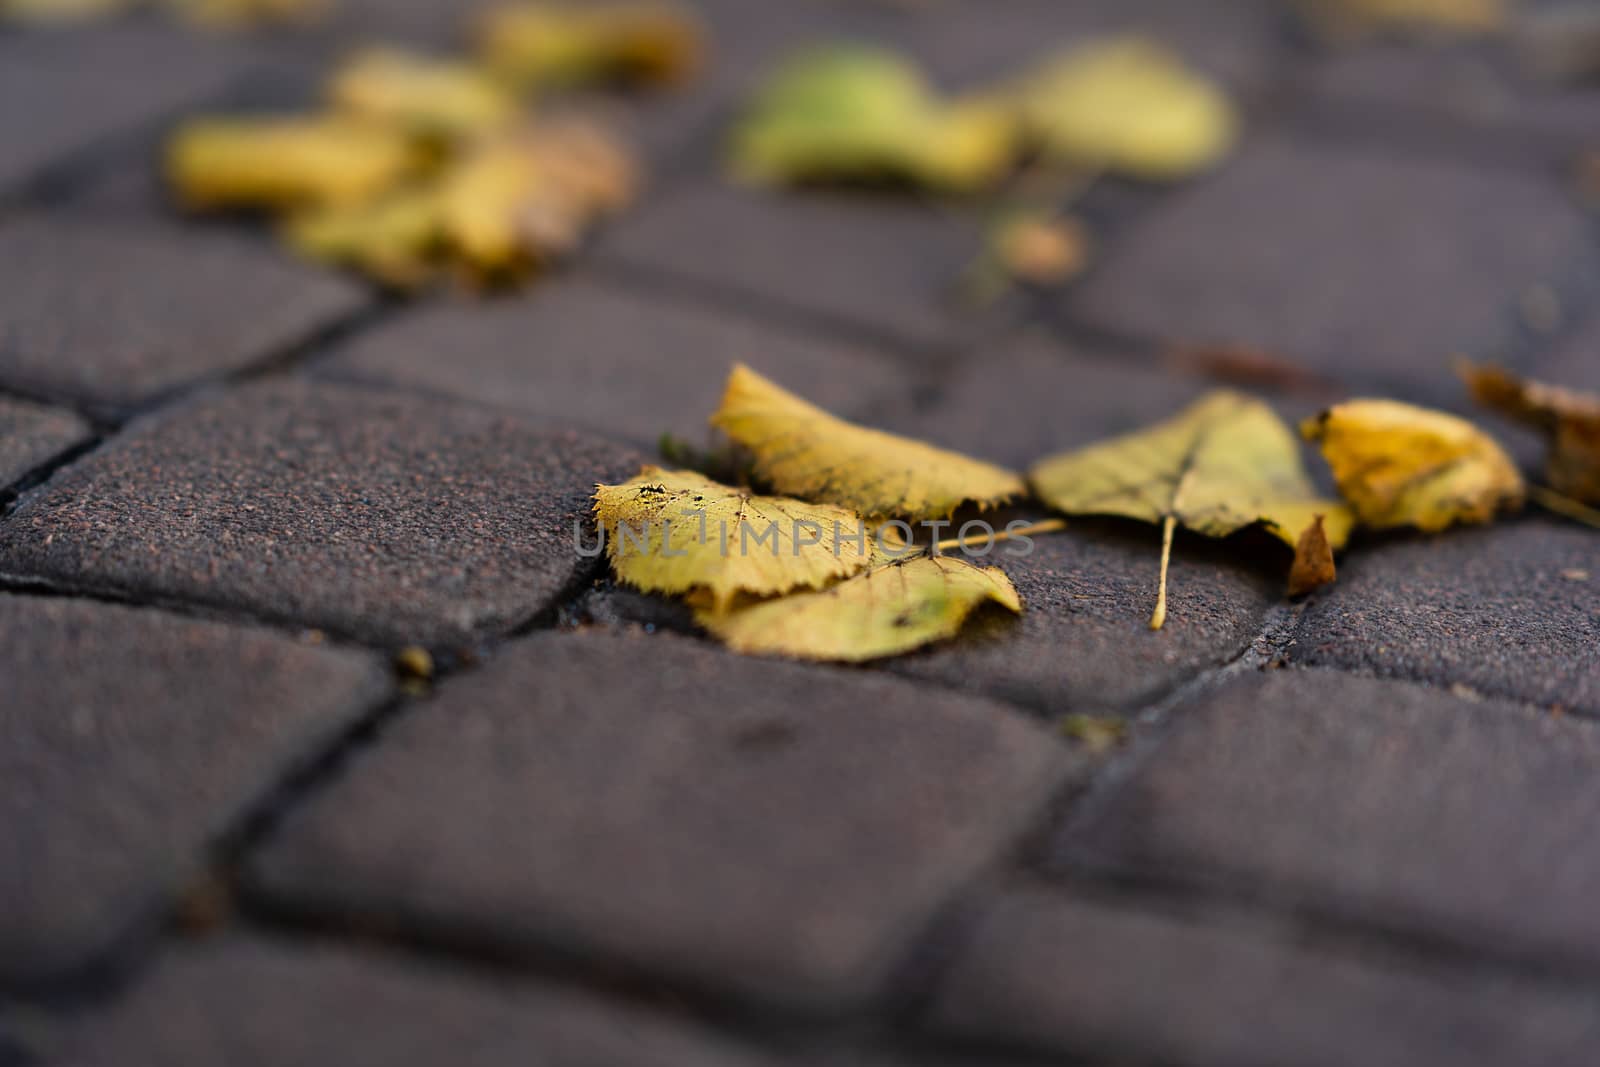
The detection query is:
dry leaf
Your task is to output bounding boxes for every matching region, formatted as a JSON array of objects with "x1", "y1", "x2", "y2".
[
  {"x1": 477, "y1": 1, "x2": 703, "y2": 89},
  {"x1": 698, "y1": 554, "x2": 1022, "y2": 662},
  {"x1": 167, "y1": 117, "x2": 424, "y2": 210},
  {"x1": 1008, "y1": 36, "x2": 1237, "y2": 180},
  {"x1": 327, "y1": 48, "x2": 520, "y2": 138},
  {"x1": 1029, "y1": 391, "x2": 1353, "y2": 629},
  {"x1": 1459, "y1": 361, "x2": 1600, "y2": 504},
  {"x1": 711, "y1": 364, "x2": 1027, "y2": 521},
  {"x1": 1301, "y1": 399, "x2": 1524, "y2": 531},
  {"x1": 283, "y1": 184, "x2": 445, "y2": 289},
  {"x1": 438, "y1": 118, "x2": 637, "y2": 277},
  {"x1": 729, "y1": 45, "x2": 1016, "y2": 192},
  {"x1": 1287, "y1": 513, "x2": 1337, "y2": 596},
  {"x1": 593, "y1": 467, "x2": 874, "y2": 609}
]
